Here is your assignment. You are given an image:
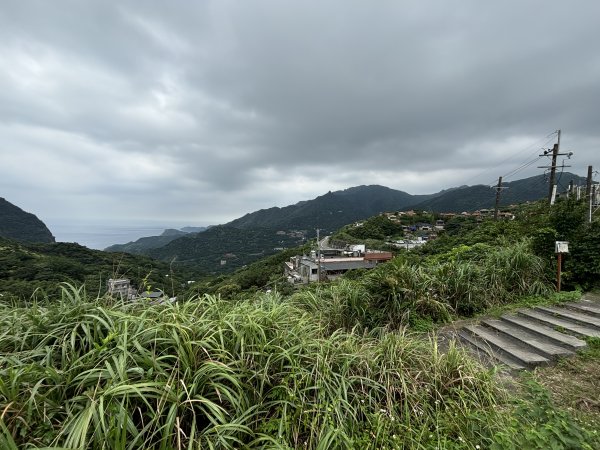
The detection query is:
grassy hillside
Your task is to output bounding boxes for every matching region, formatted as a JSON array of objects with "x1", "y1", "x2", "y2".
[
  {"x1": 2, "y1": 287, "x2": 599, "y2": 449},
  {"x1": 0, "y1": 286, "x2": 600, "y2": 450}
]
